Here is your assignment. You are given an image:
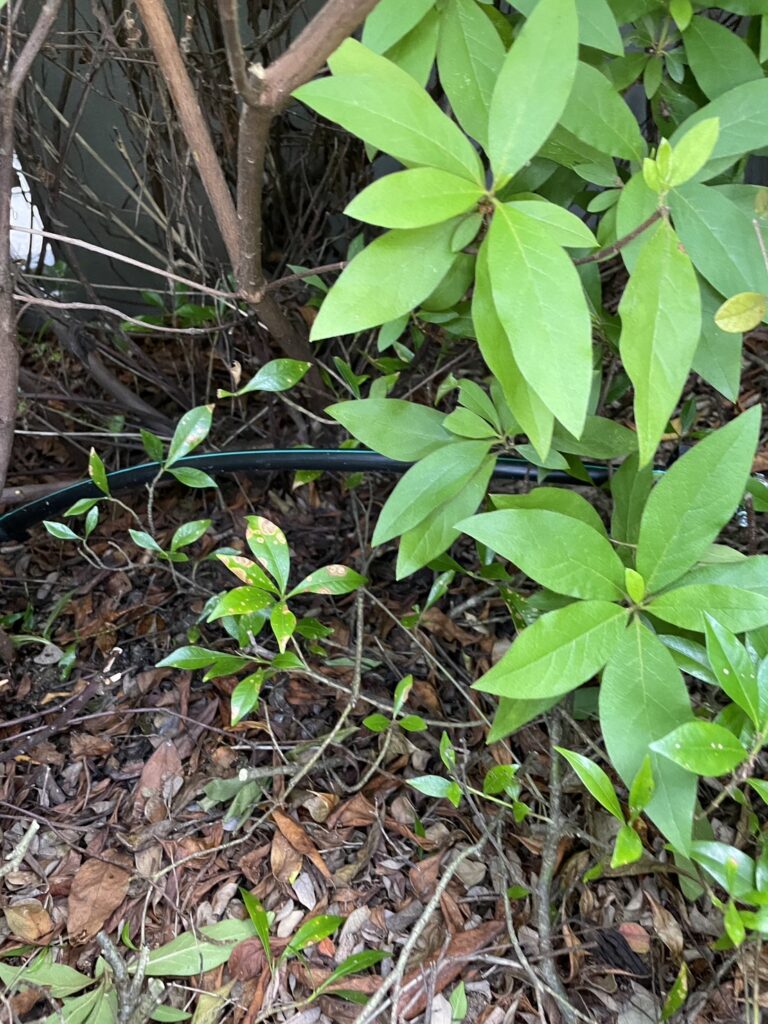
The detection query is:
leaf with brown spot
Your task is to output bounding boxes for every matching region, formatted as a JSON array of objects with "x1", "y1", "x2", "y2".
[
  {"x1": 67, "y1": 856, "x2": 131, "y2": 942},
  {"x1": 272, "y1": 809, "x2": 331, "y2": 879}
]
